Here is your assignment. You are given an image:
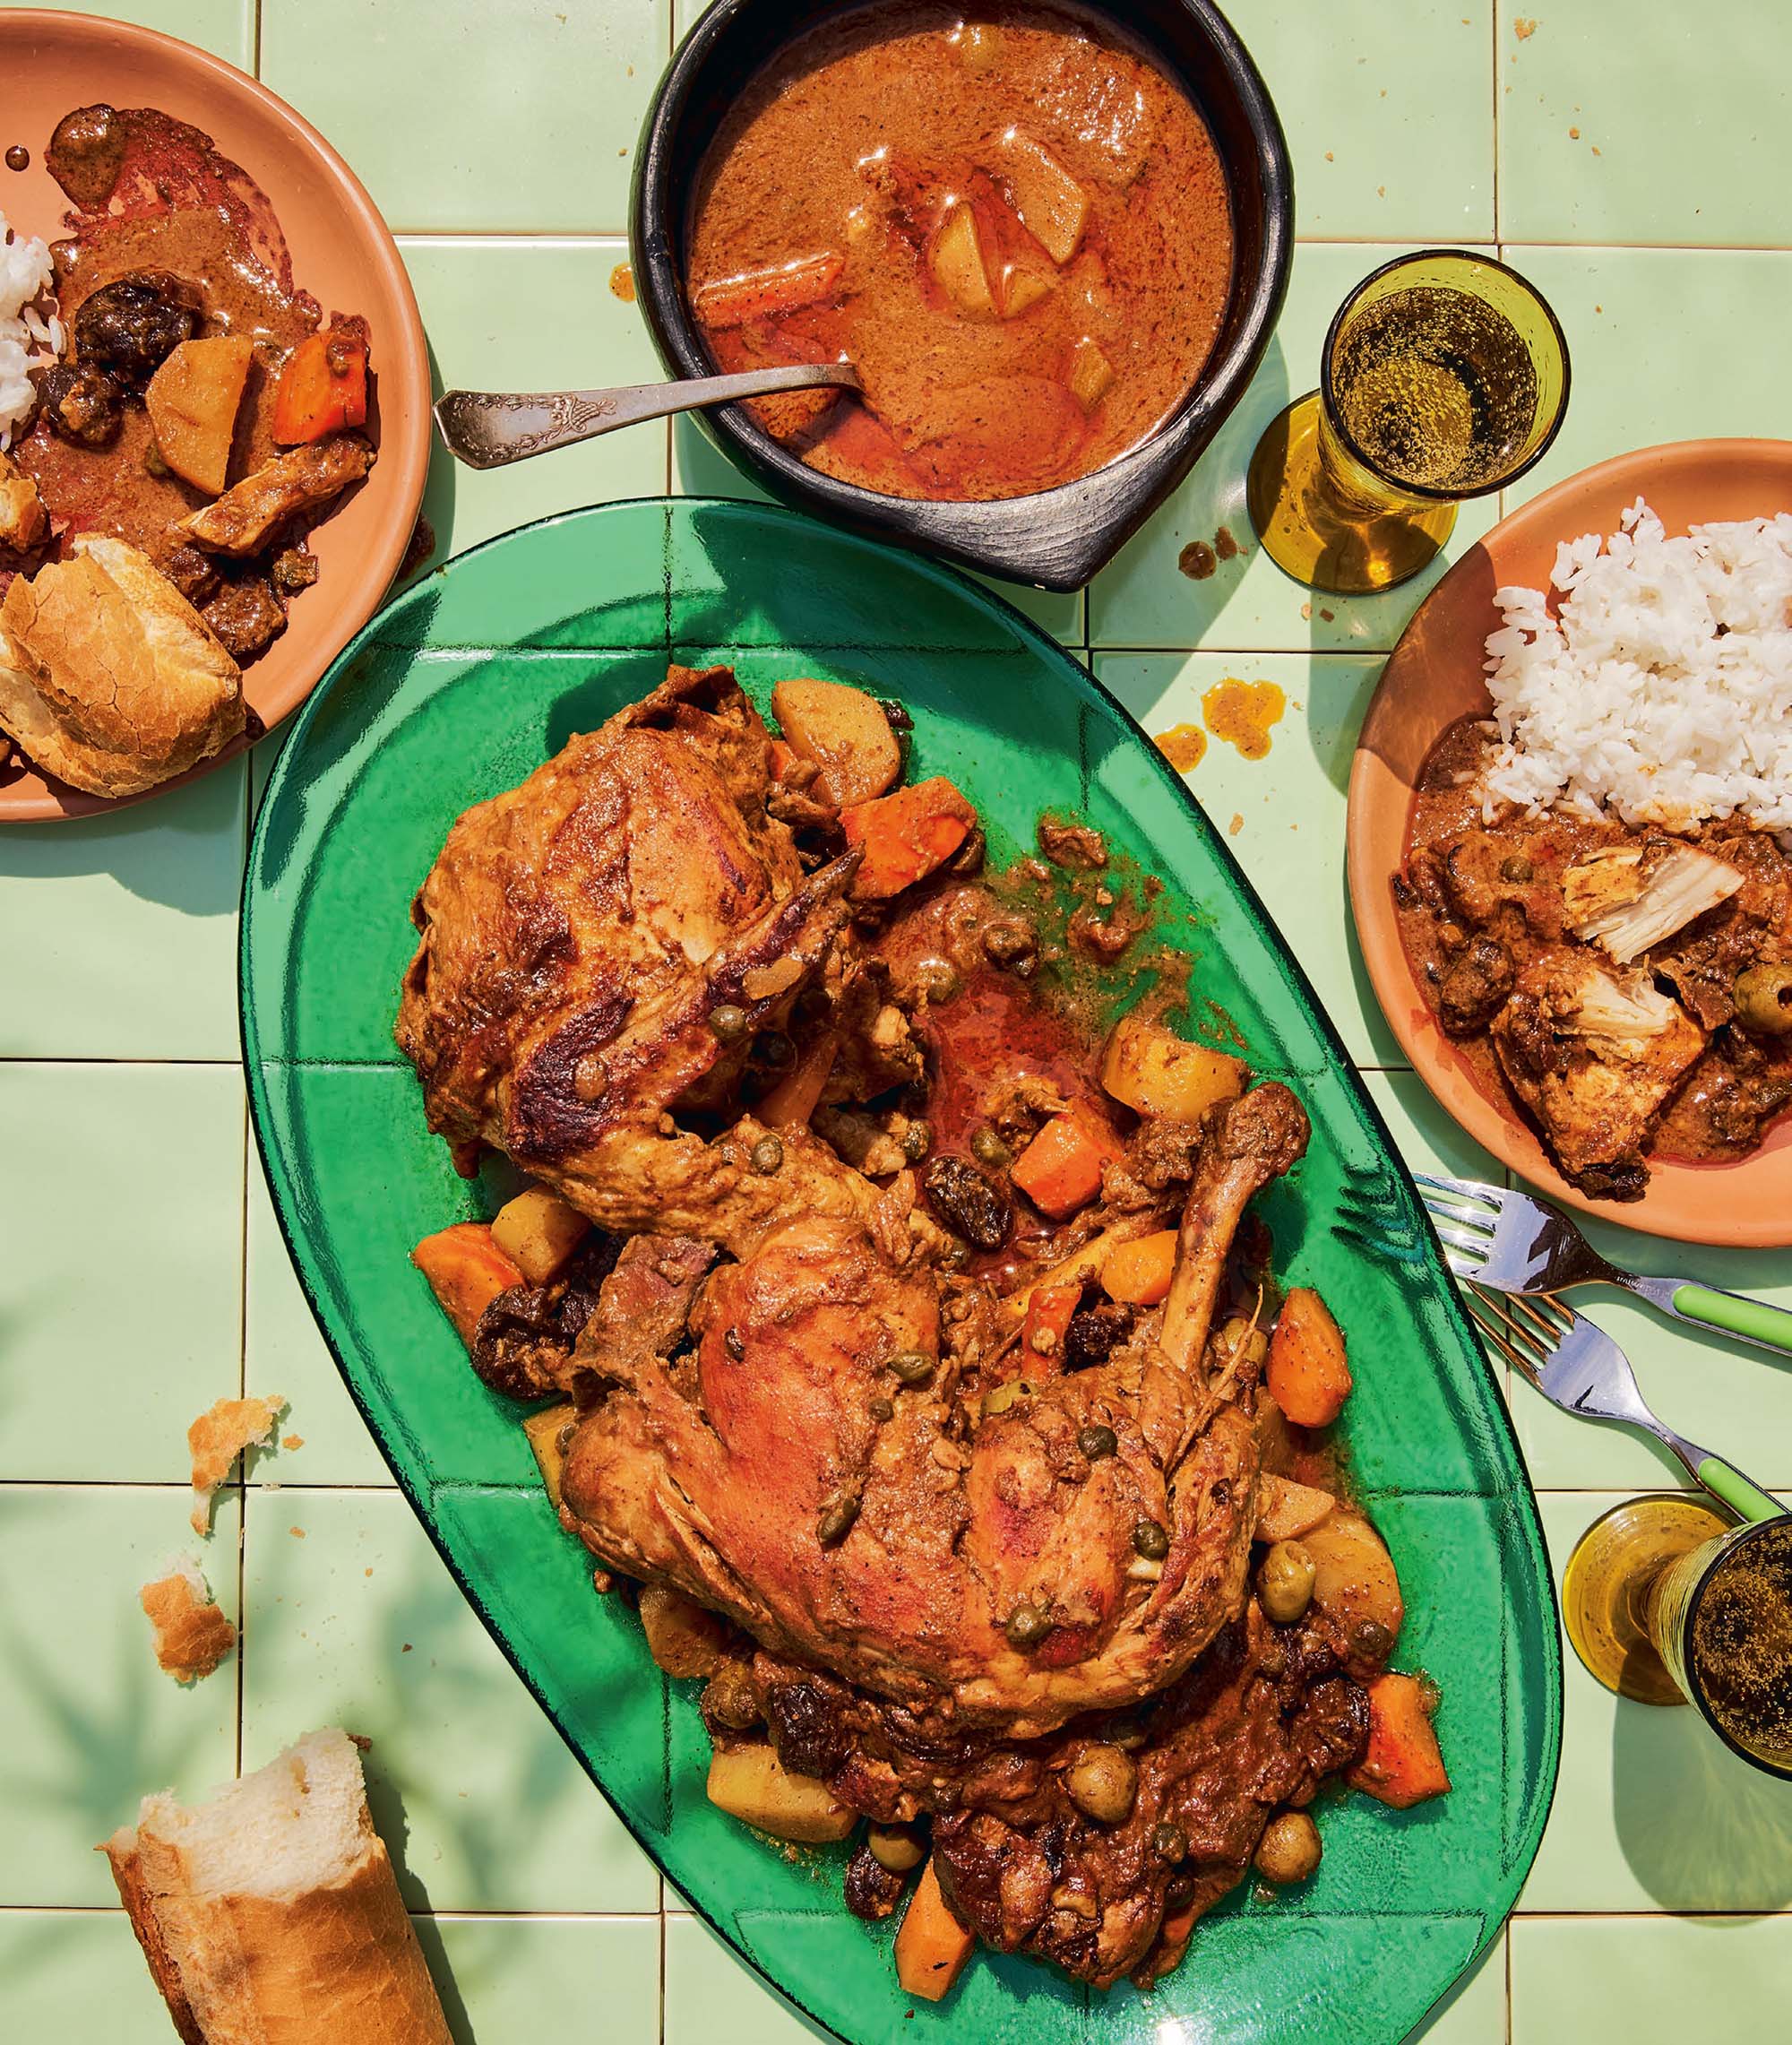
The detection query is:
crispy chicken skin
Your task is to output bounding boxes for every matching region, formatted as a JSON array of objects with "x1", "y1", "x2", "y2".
[
  {"x1": 558, "y1": 1085, "x2": 1307, "y2": 1739},
  {"x1": 396, "y1": 664, "x2": 870, "y2": 1253}
]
